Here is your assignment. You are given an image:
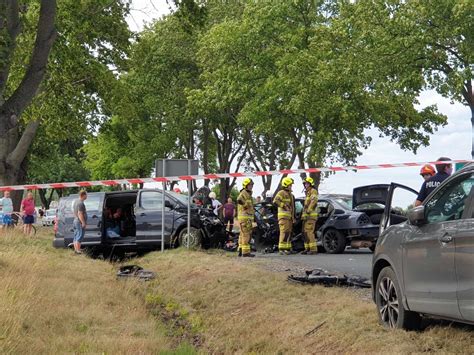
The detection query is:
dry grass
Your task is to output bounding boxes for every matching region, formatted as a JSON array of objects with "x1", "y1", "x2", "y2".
[
  {"x1": 139, "y1": 249, "x2": 474, "y2": 354},
  {"x1": 1, "y1": 228, "x2": 472, "y2": 354},
  {"x1": 0, "y1": 228, "x2": 189, "y2": 354}
]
